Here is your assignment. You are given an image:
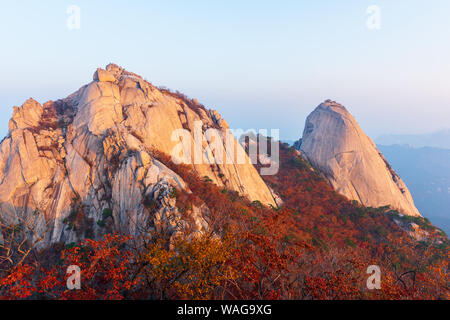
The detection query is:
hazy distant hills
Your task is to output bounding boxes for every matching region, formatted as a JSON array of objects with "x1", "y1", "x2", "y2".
[
  {"x1": 377, "y1": 130, "x2": 450, "y2": 150},
  {"x1": 378, "y1": 144, "x2": 450, "y2": 235}
]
